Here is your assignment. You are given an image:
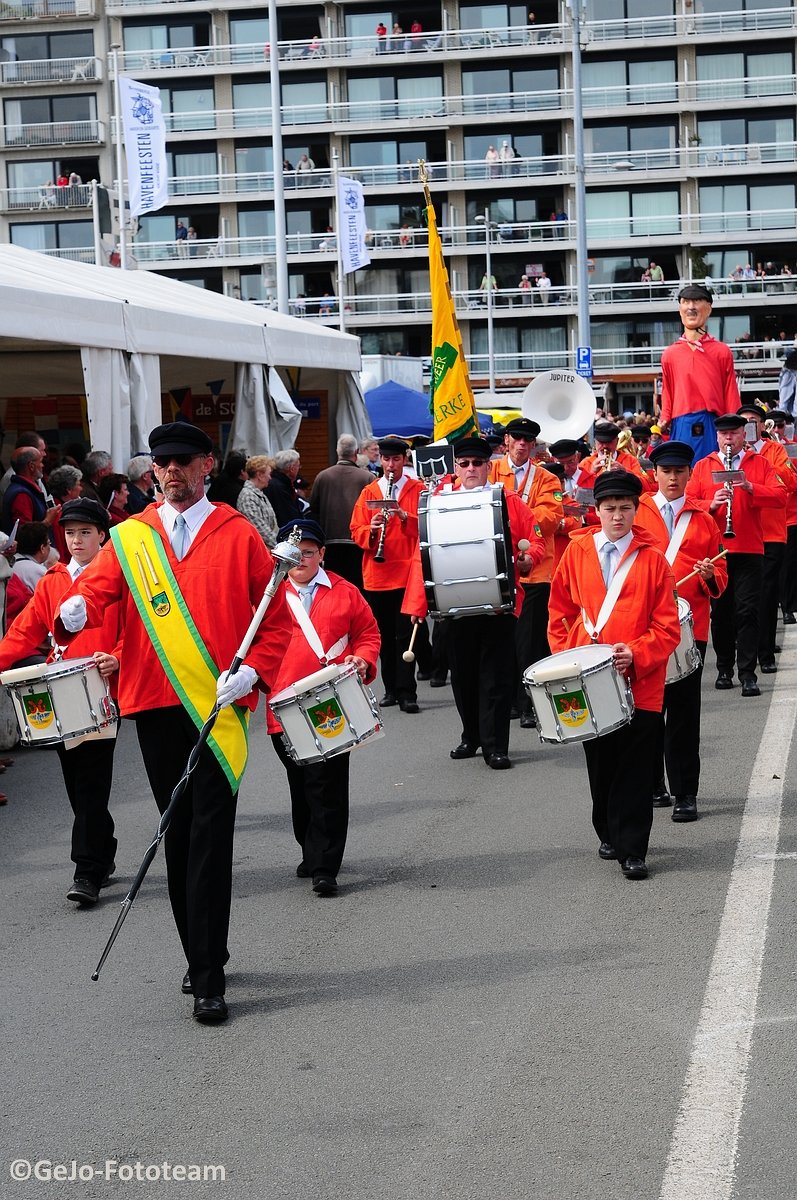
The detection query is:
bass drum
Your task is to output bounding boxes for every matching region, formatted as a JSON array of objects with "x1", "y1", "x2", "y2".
[{"x1": 419, "y1": 484, "x2": 515, "y2": 618}]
